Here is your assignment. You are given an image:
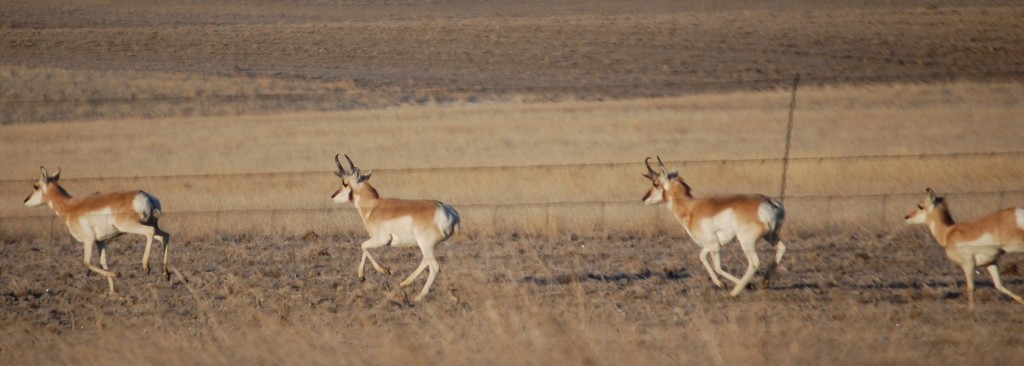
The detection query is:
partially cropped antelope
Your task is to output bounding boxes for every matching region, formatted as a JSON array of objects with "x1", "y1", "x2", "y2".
[
  {"x1": 905, "y1": 188, "x2": 1024, "y2": 309},
  {"x1": 23, "y1": 167, "x2": 170, "y2": 293},
  {"x1": 331, "y1": 154, "x2": 460, "y2": 302},
  {"x1": 642, "y1": 157, "x2": 786, "y2": 297}
]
